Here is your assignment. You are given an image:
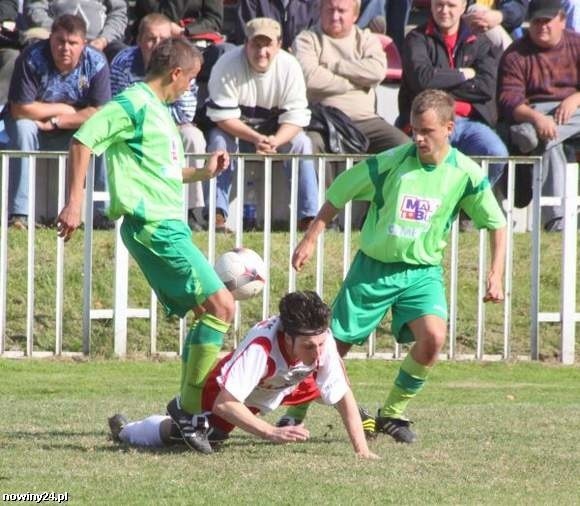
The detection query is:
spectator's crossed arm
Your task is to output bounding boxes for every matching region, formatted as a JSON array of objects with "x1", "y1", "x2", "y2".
[
  {"x1": 293, "y1": 31, "x2": 356, "y2": 98},
  {"x1": 332, "y1": 32, "x2": 386, "y2": 88}
]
